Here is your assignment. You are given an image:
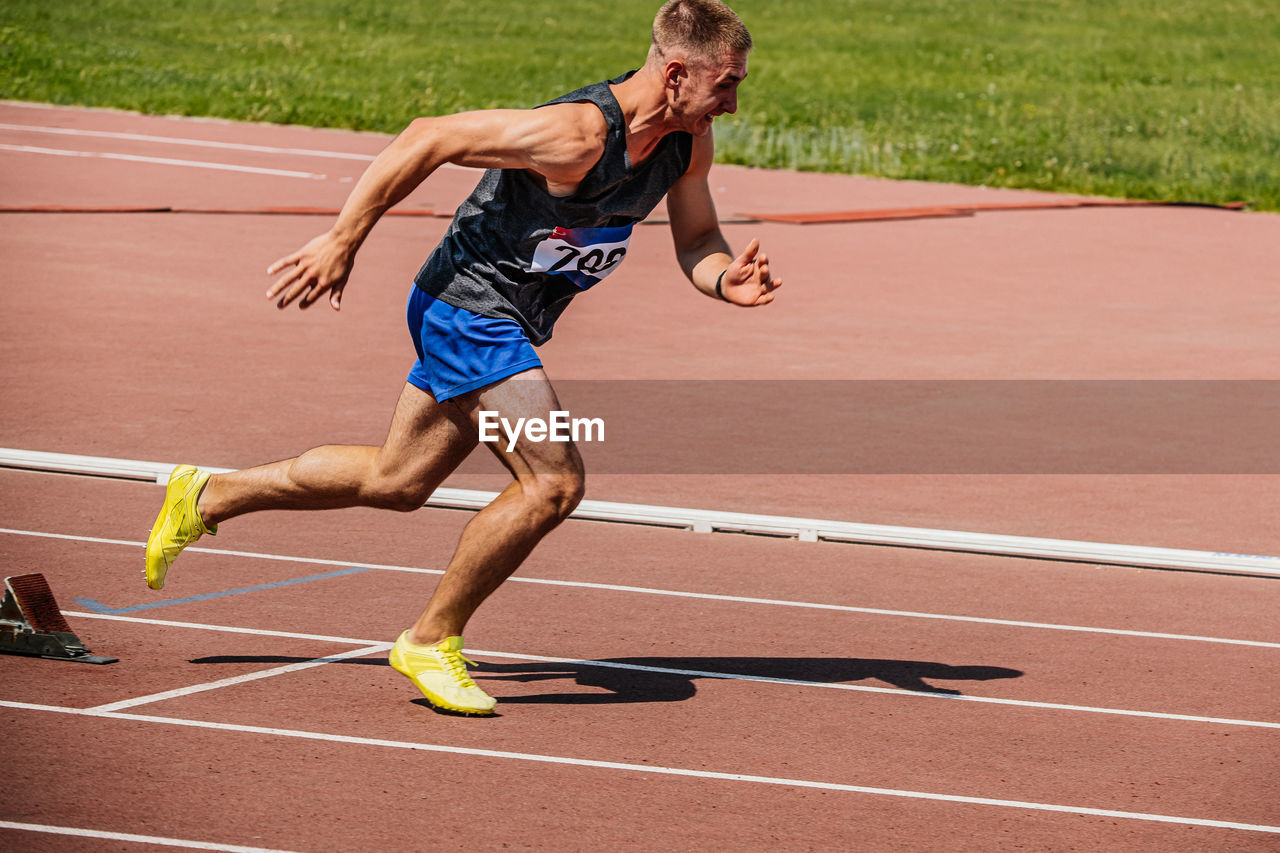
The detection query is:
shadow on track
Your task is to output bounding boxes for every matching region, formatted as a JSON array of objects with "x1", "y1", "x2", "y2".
[
  {"x1": 190, "y1": 654, "x2": 1022, "y2": 705},
  {"x1": 478, "y1": 657, "x2": 1022, "y2": 704}
]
